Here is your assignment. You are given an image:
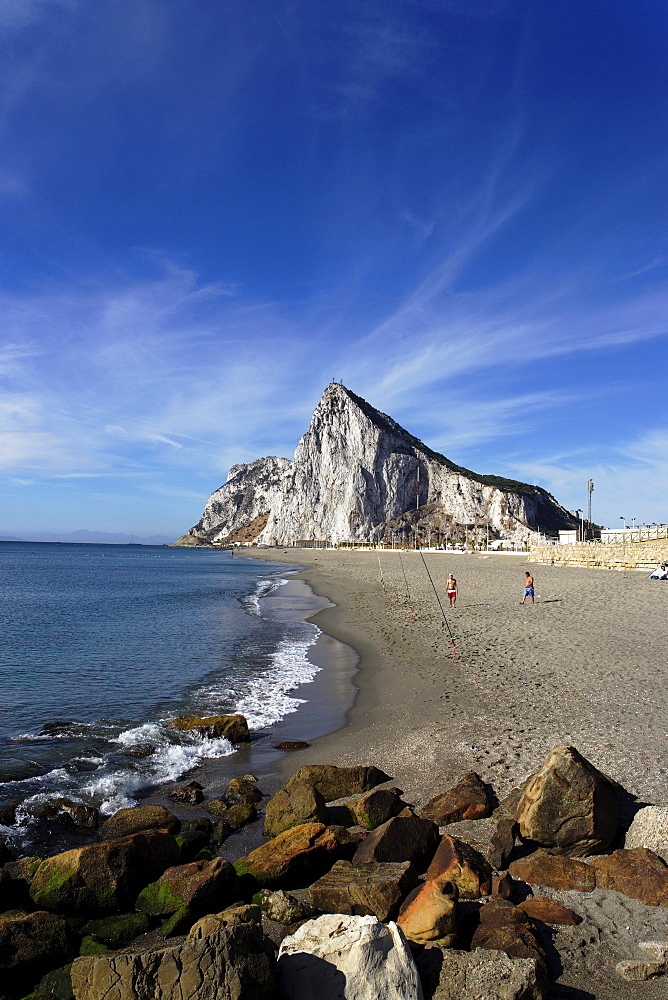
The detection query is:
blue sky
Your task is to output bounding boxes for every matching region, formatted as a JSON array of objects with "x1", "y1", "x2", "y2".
[{"x1": 1, "y1": 0, "x2": 667, "y2": 538}]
